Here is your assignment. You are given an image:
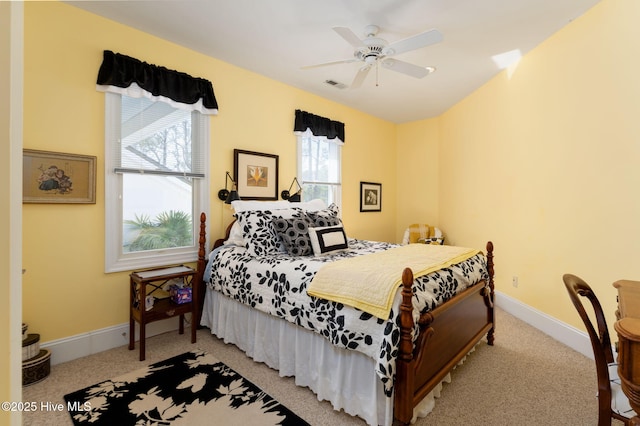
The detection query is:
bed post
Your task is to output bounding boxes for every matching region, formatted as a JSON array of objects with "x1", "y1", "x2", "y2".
[
  {"x1": 485, "y1": 241, "x2": 495, "y2": 346},
  {"x1": 394, "y1": 267, "x2": 416, "y2": 425},
  {"x1": 194, "y1": 212, "x2": 207, "y2": 328}
]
